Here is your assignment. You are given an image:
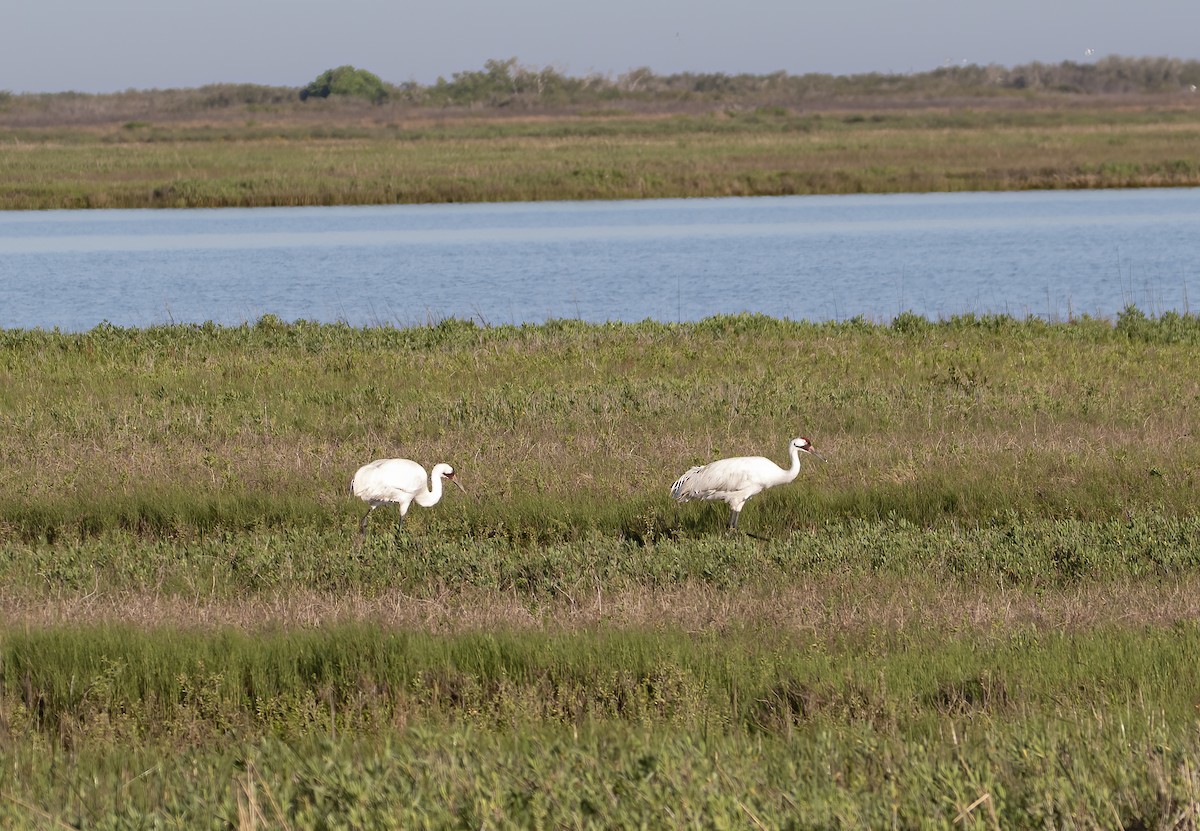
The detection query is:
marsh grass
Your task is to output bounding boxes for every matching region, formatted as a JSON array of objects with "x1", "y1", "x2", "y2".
[
  {"x1": 2, "y1": 515, "x2": 1199, "y2": 601},
  {"x1": 5, "y1": 621, "x2": 1200, "y2": 747},
  {"x1": 5, "y1": 106, "x2": 1200, "y2": 208},
  {"x1": 4, "y1": 720, "x2": 1200, "y2": 828},
  {"x1": 4, "y1": 314, "x2": 1200, "y2": 826},
  {"x1": 3, "y1": 313, "x2": 1198, "y2": 543},
  {"x1": 4, "y1": 623, "x2": 1200, "y2": 828}
]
